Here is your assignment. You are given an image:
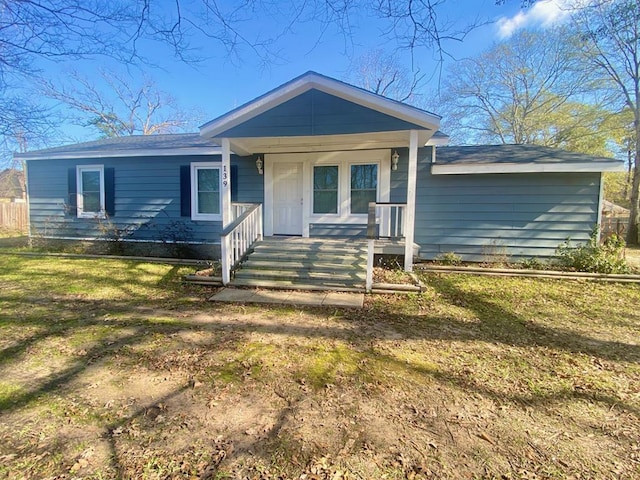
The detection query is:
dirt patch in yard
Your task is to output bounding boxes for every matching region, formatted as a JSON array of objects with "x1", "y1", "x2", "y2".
[
  {"x1": 1, "y1": 254, "x2": 639, "y2": 479},
  {"x1": 627, "y1": 246, "x2": 640, "y2": 271}
]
